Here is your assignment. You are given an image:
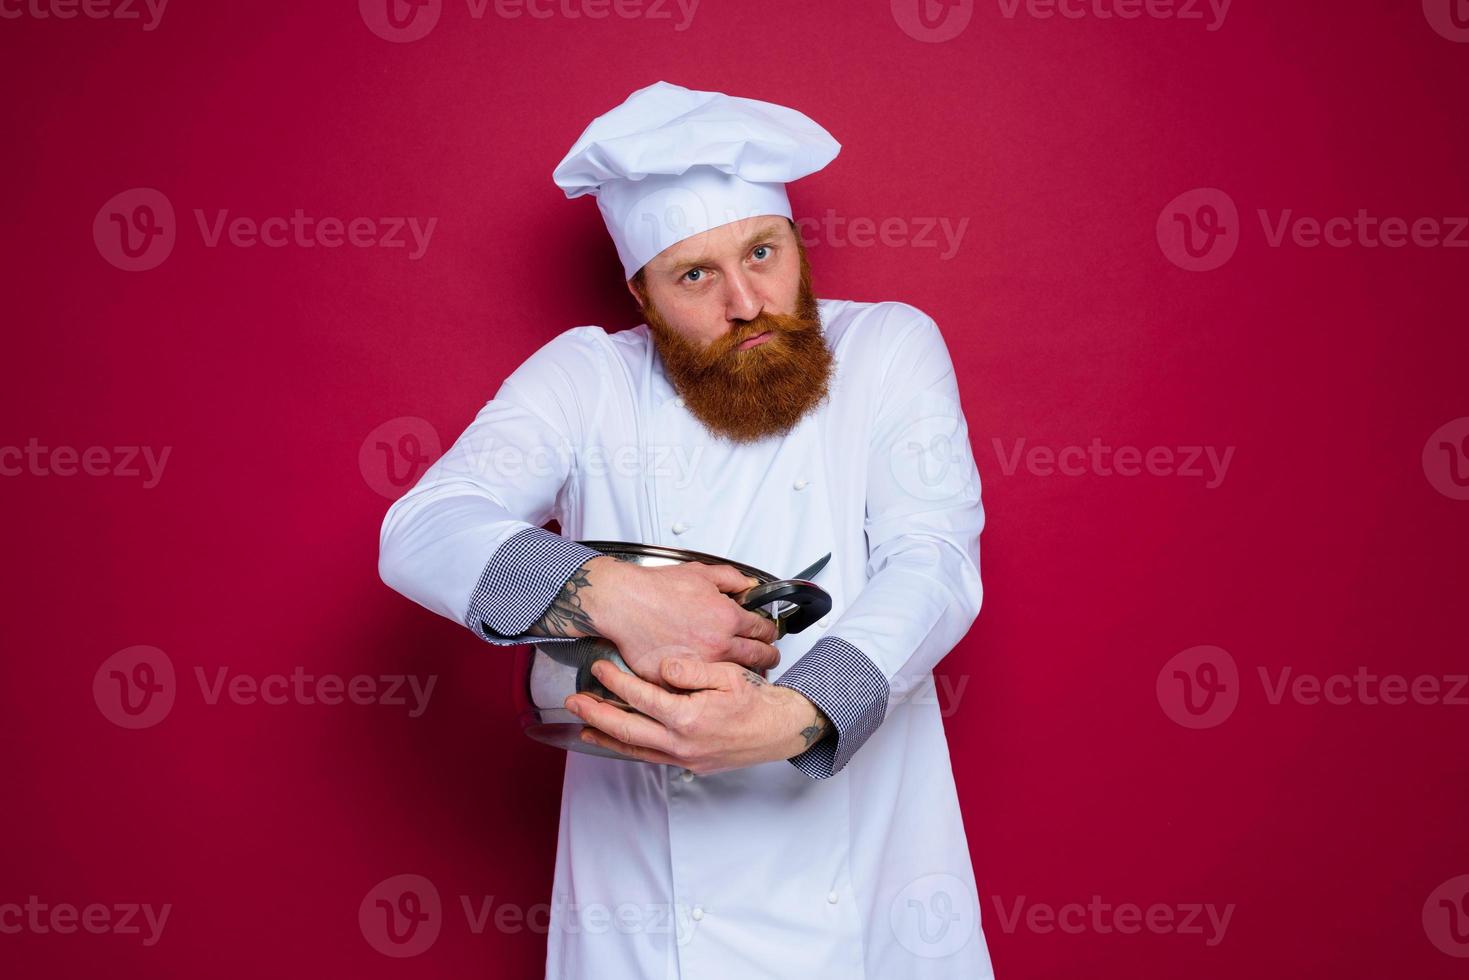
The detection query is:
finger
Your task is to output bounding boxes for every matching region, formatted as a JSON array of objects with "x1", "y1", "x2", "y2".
[
  {"x1": 625, "y1": 644, "x2": 697, "y2": 684},
  {"x1": 579, "y1": 728, "x2": 684, "y2": 767},
  {"x1": 661, "y1": 656, "x2": 735, "y2": 693},
  {"x1": 692, "y1": 563, "x2": 762, "y2": 596},
  {"x1": 566, "y1": 694, "x2": 674, "y2": 752},
  {"x1": 590, "y1": 659, "x2": 684, "y2": 723},
  {"x1": 732, "y1": 607, "x2": 780, "y2": 643},
  {"x1": 722, "y1": 636, "x2": 781, "y2": 672}
]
